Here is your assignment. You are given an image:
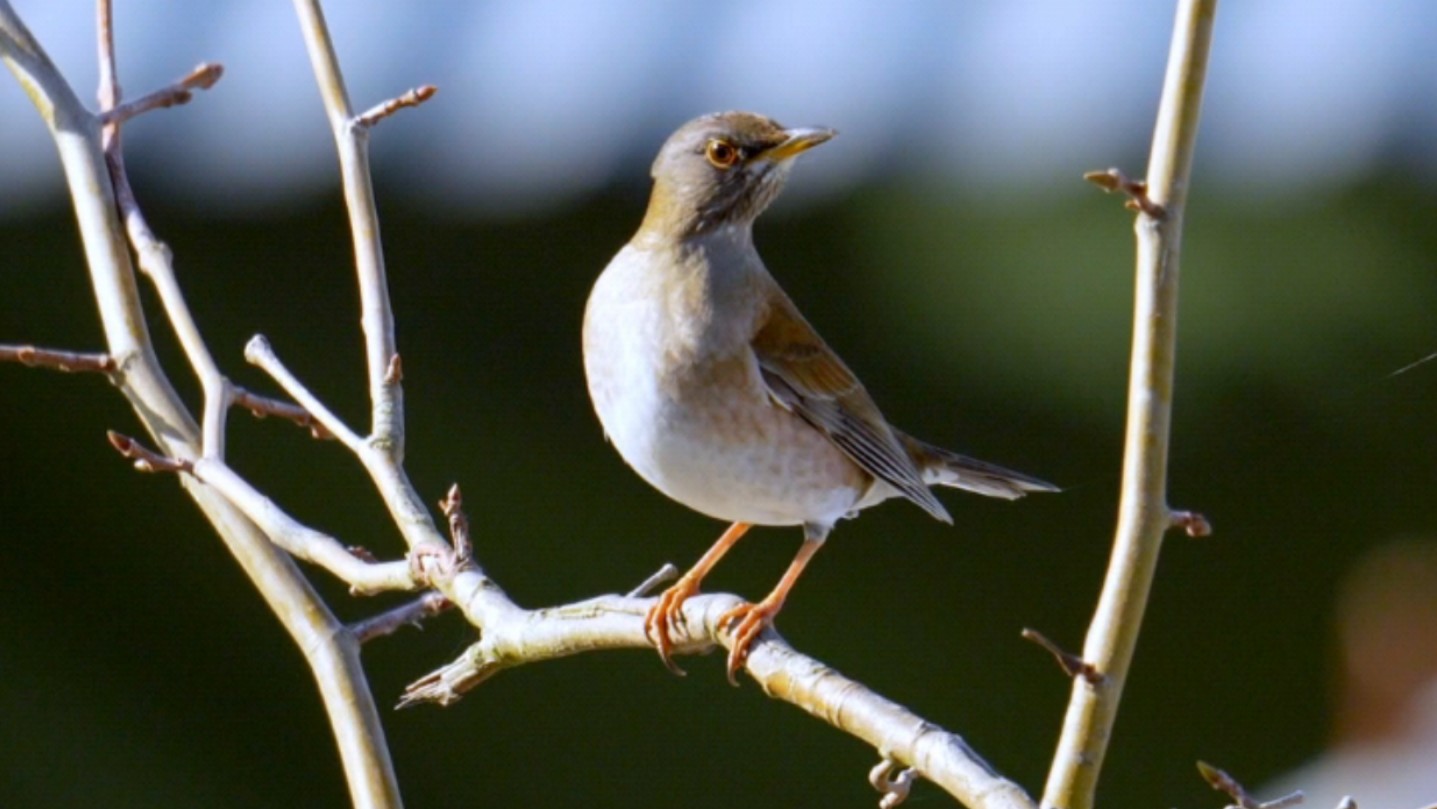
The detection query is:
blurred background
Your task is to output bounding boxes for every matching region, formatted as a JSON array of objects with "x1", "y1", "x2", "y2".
[{"x1": 3, "y1": 1, "x2": 1437, "y2": 807}]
